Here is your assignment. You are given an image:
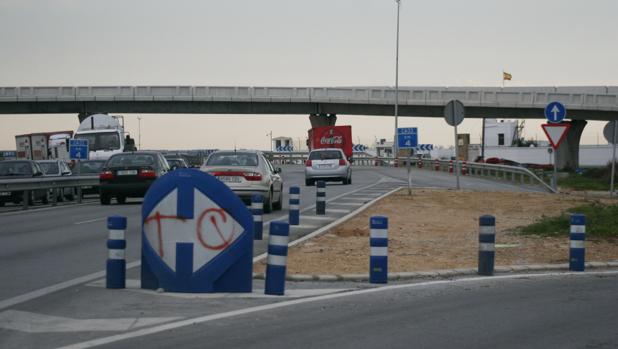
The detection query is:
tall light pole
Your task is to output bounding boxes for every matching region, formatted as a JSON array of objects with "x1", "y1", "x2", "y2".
[
  {"x1": 137, "y1": 116, "x2": 142, "y2": 150},
  {"x1": 393, "y1": 0, "x2": 401, "y2": 159}
]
